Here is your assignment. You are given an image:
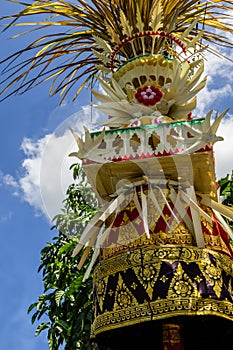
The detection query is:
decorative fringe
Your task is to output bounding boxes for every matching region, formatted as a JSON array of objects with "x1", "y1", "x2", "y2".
[{"x1": 72, "y1": 178, "x2": 233, "y2": 281}]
